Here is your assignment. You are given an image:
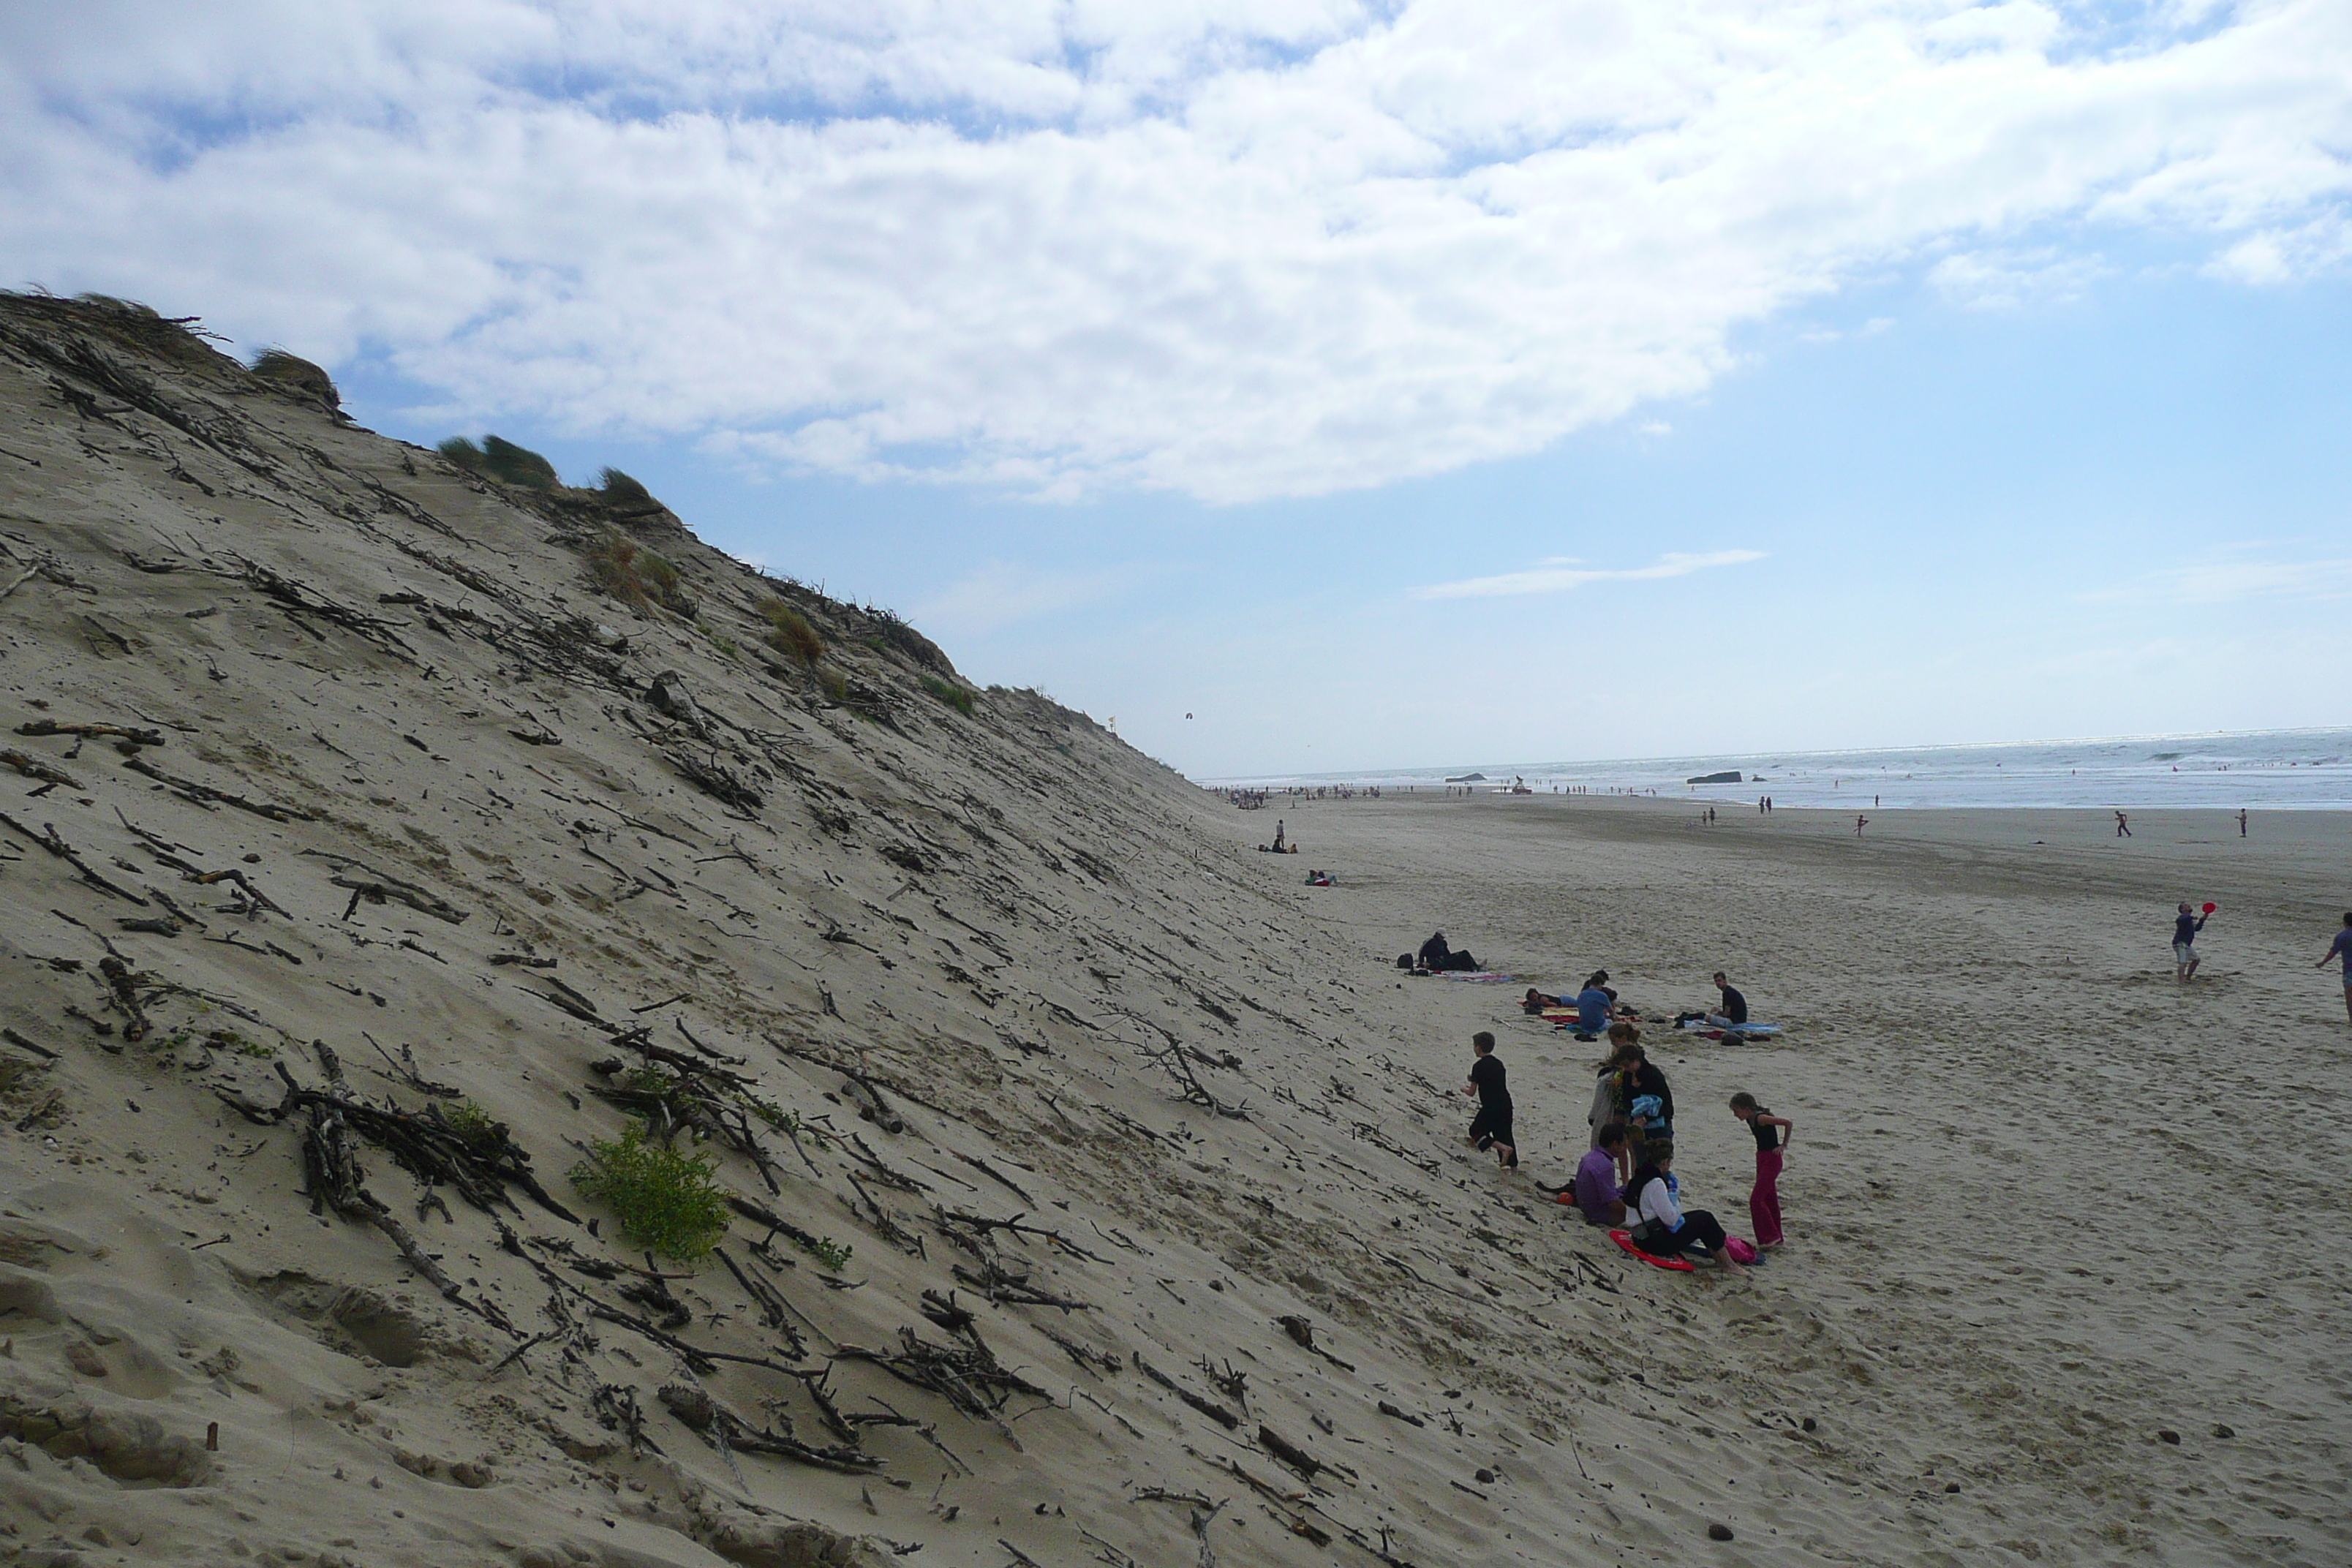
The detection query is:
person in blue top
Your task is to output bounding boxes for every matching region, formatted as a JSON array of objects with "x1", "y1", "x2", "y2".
[
  {"x1": 2318, "y1": 913, "x2": 2352, "y2": 1025},
  {"x1": 1574, "y1": 979, "x2": 1613, "y2": 1037},
  {"x1": 2173, "y1": 902, "x2": 2209, "y2": 982}
]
